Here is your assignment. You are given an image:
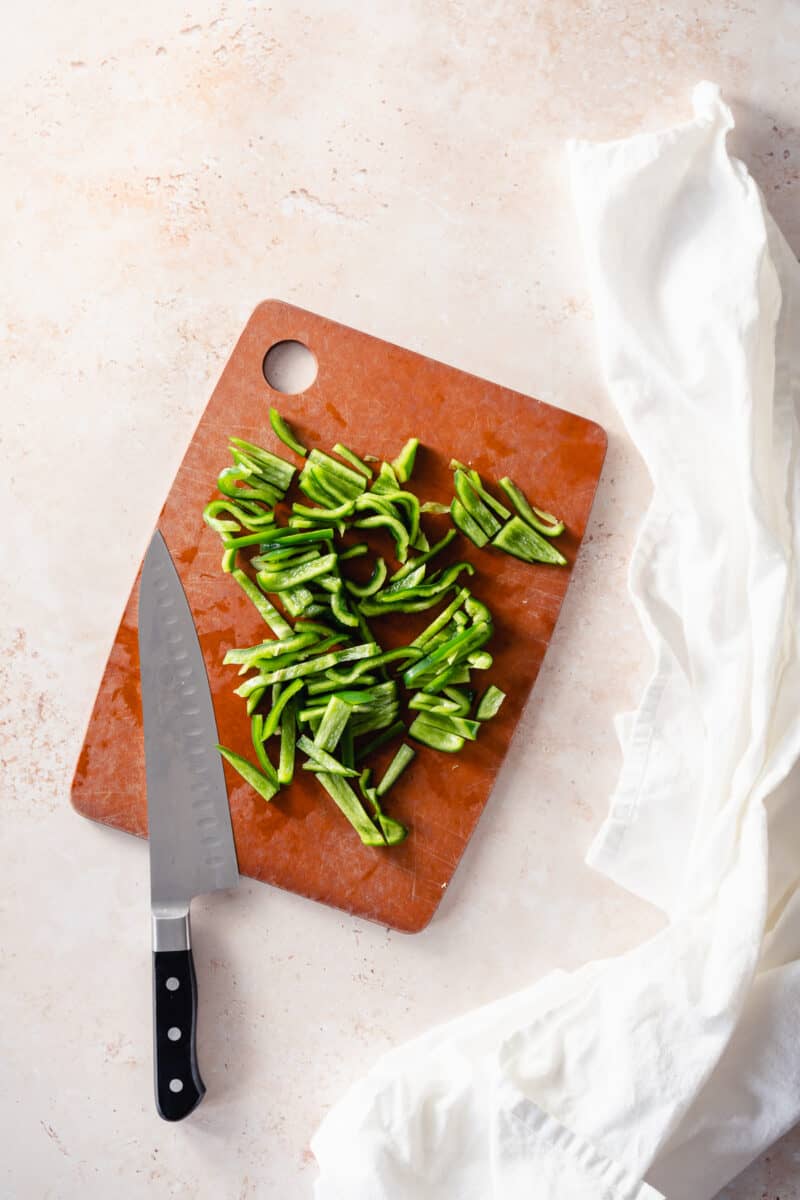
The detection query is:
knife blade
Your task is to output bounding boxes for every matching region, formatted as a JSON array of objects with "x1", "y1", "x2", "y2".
[{"x1": 138, "y1": 529, "x2": 239, "y2": 1121}]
